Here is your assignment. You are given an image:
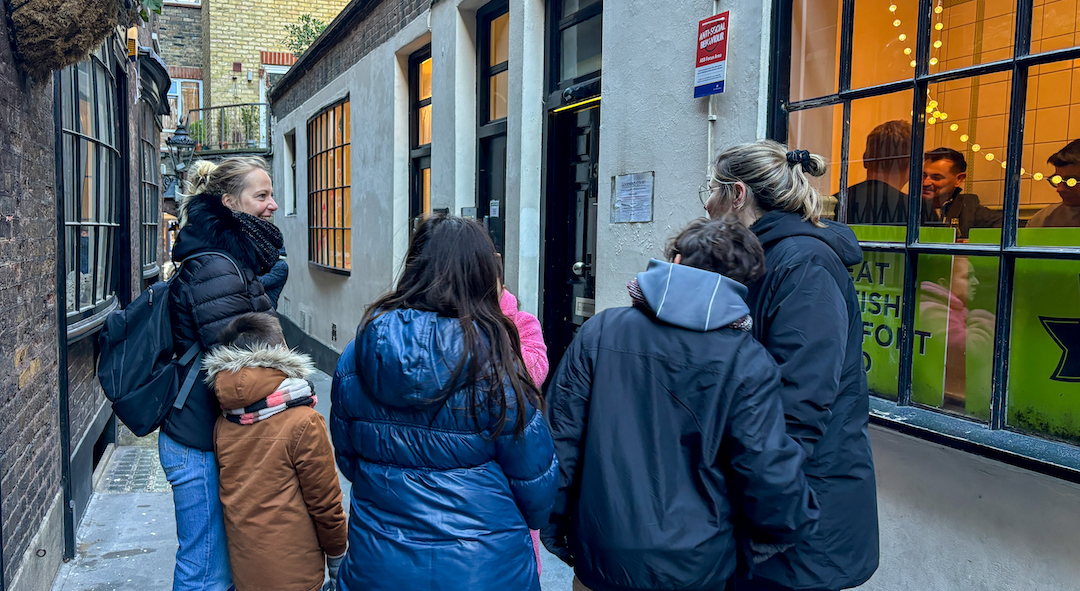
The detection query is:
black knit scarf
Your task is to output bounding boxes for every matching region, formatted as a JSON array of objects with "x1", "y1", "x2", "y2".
[{"x1": 232, "y1": 210, "x2": 283, "y2": 274}]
